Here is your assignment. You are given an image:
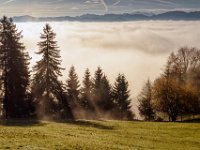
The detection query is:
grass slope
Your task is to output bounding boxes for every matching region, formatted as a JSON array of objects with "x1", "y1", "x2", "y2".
[{"x1": 0, "y1": 120, "x2": 199, "y2": 150}]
